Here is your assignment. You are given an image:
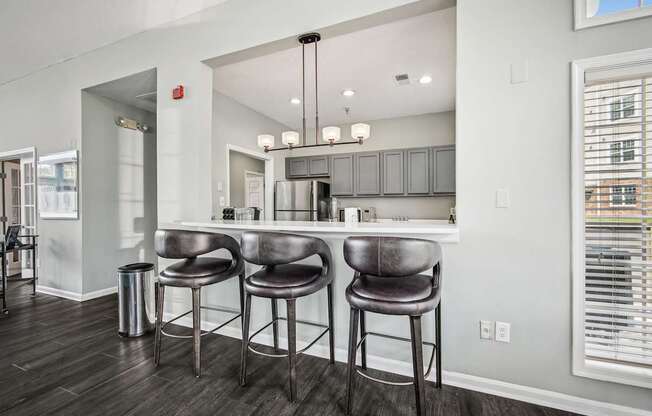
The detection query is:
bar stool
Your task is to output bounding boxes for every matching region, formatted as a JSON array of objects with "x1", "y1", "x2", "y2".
[
  {"x1": 239, "y1": 231, "x2": 334, "y2": 402},
  {"x1": 343, "y1": 236, "x2": 442, "y2": 416},
  {"x1": 154, "y1": 229, "x2": 245, "y2": 378}
]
